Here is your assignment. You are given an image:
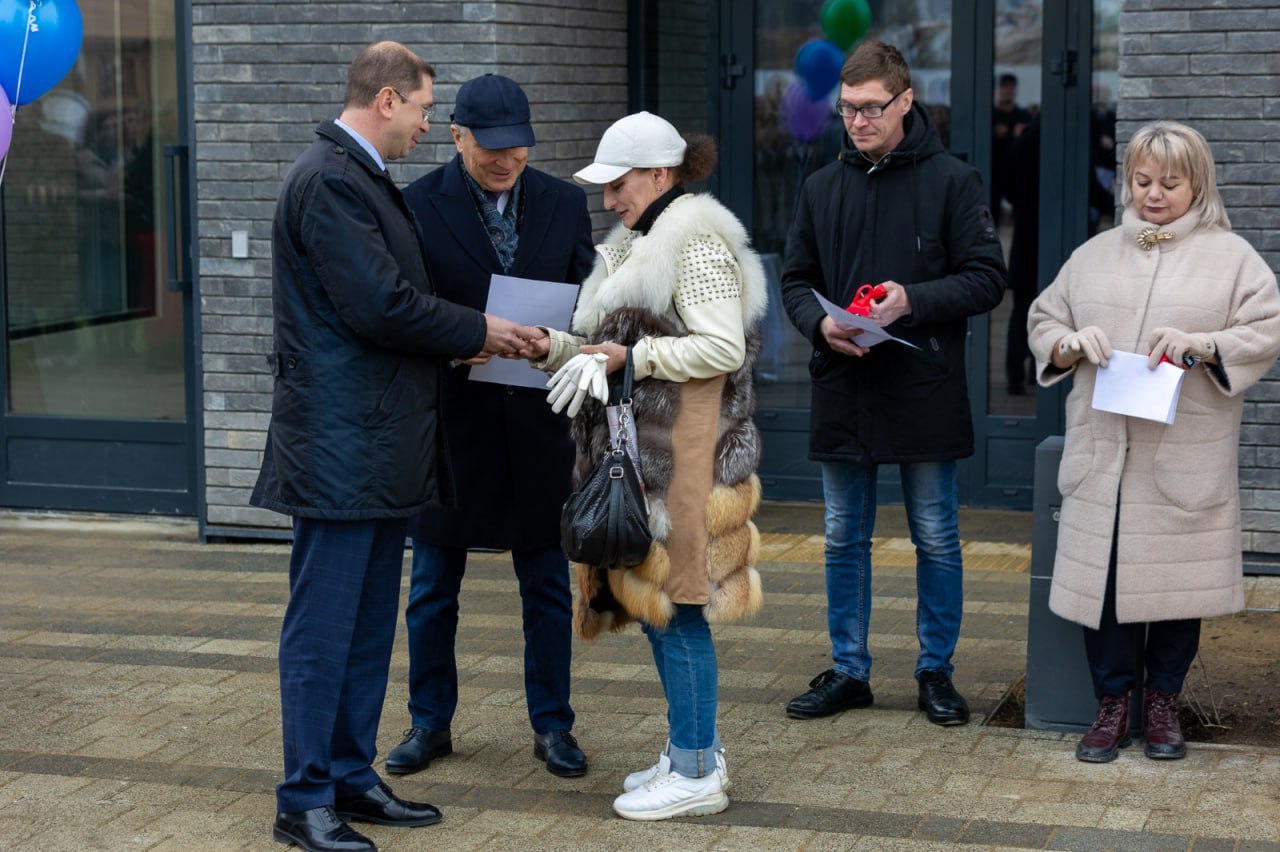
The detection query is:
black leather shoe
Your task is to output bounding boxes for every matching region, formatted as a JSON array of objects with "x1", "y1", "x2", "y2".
[
  {"x1": 272, "y1": 806, "x2": 374, "y2": 852},
  {"x1": 917, "y1": 669, "x2": 970, "y2": 726},
  {"x1": 786, "y1": 669, "x2": 873, "y2": 719},
  {"x1": 385, "y1": 727, "x2": 452, "y2": 775},
  {"x1": 533, "y1": 730, "x2": 587, "y2": 777},
  {"x1": 335, "y1": 781, "x2": 441, "y2": 827}
]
